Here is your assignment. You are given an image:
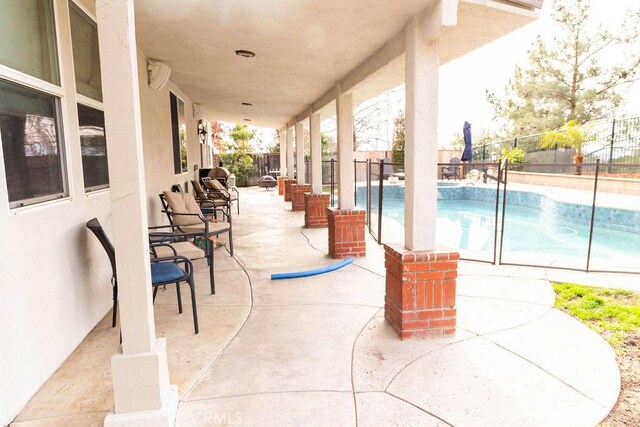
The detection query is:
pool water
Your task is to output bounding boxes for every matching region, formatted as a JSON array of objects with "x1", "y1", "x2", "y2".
[{"x1": 366, "y1": 197, "x2": 640, "y2": 270}]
